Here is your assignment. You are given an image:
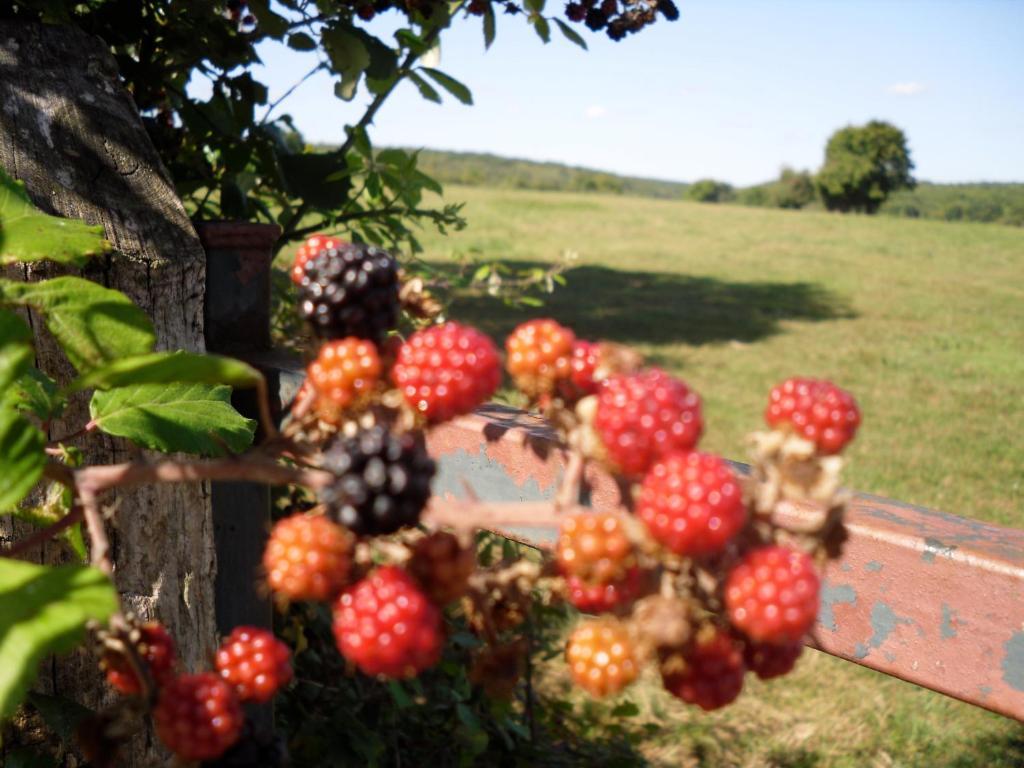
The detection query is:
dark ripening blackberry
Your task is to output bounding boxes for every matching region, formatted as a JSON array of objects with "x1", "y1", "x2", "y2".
[
  {"x1": 298, "y1": 243, "x2": 399, "y2": 343},
  {"x1": 321, "y1": 427, "x2": 435, "y2": 536}
]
